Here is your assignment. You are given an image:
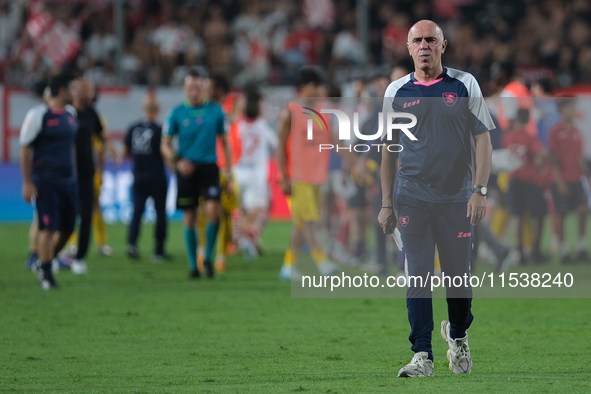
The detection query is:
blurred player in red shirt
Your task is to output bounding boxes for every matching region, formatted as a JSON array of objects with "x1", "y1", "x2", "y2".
[
  {"x1": 503, "y1": 109, "x2": 548, "y2": 265},
  {"x1": 548, "y1": 98, "x2": 591, "y2": 264},
  {"x1": 234, "y1": 86, "x2": 278, "y2": 259}
]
